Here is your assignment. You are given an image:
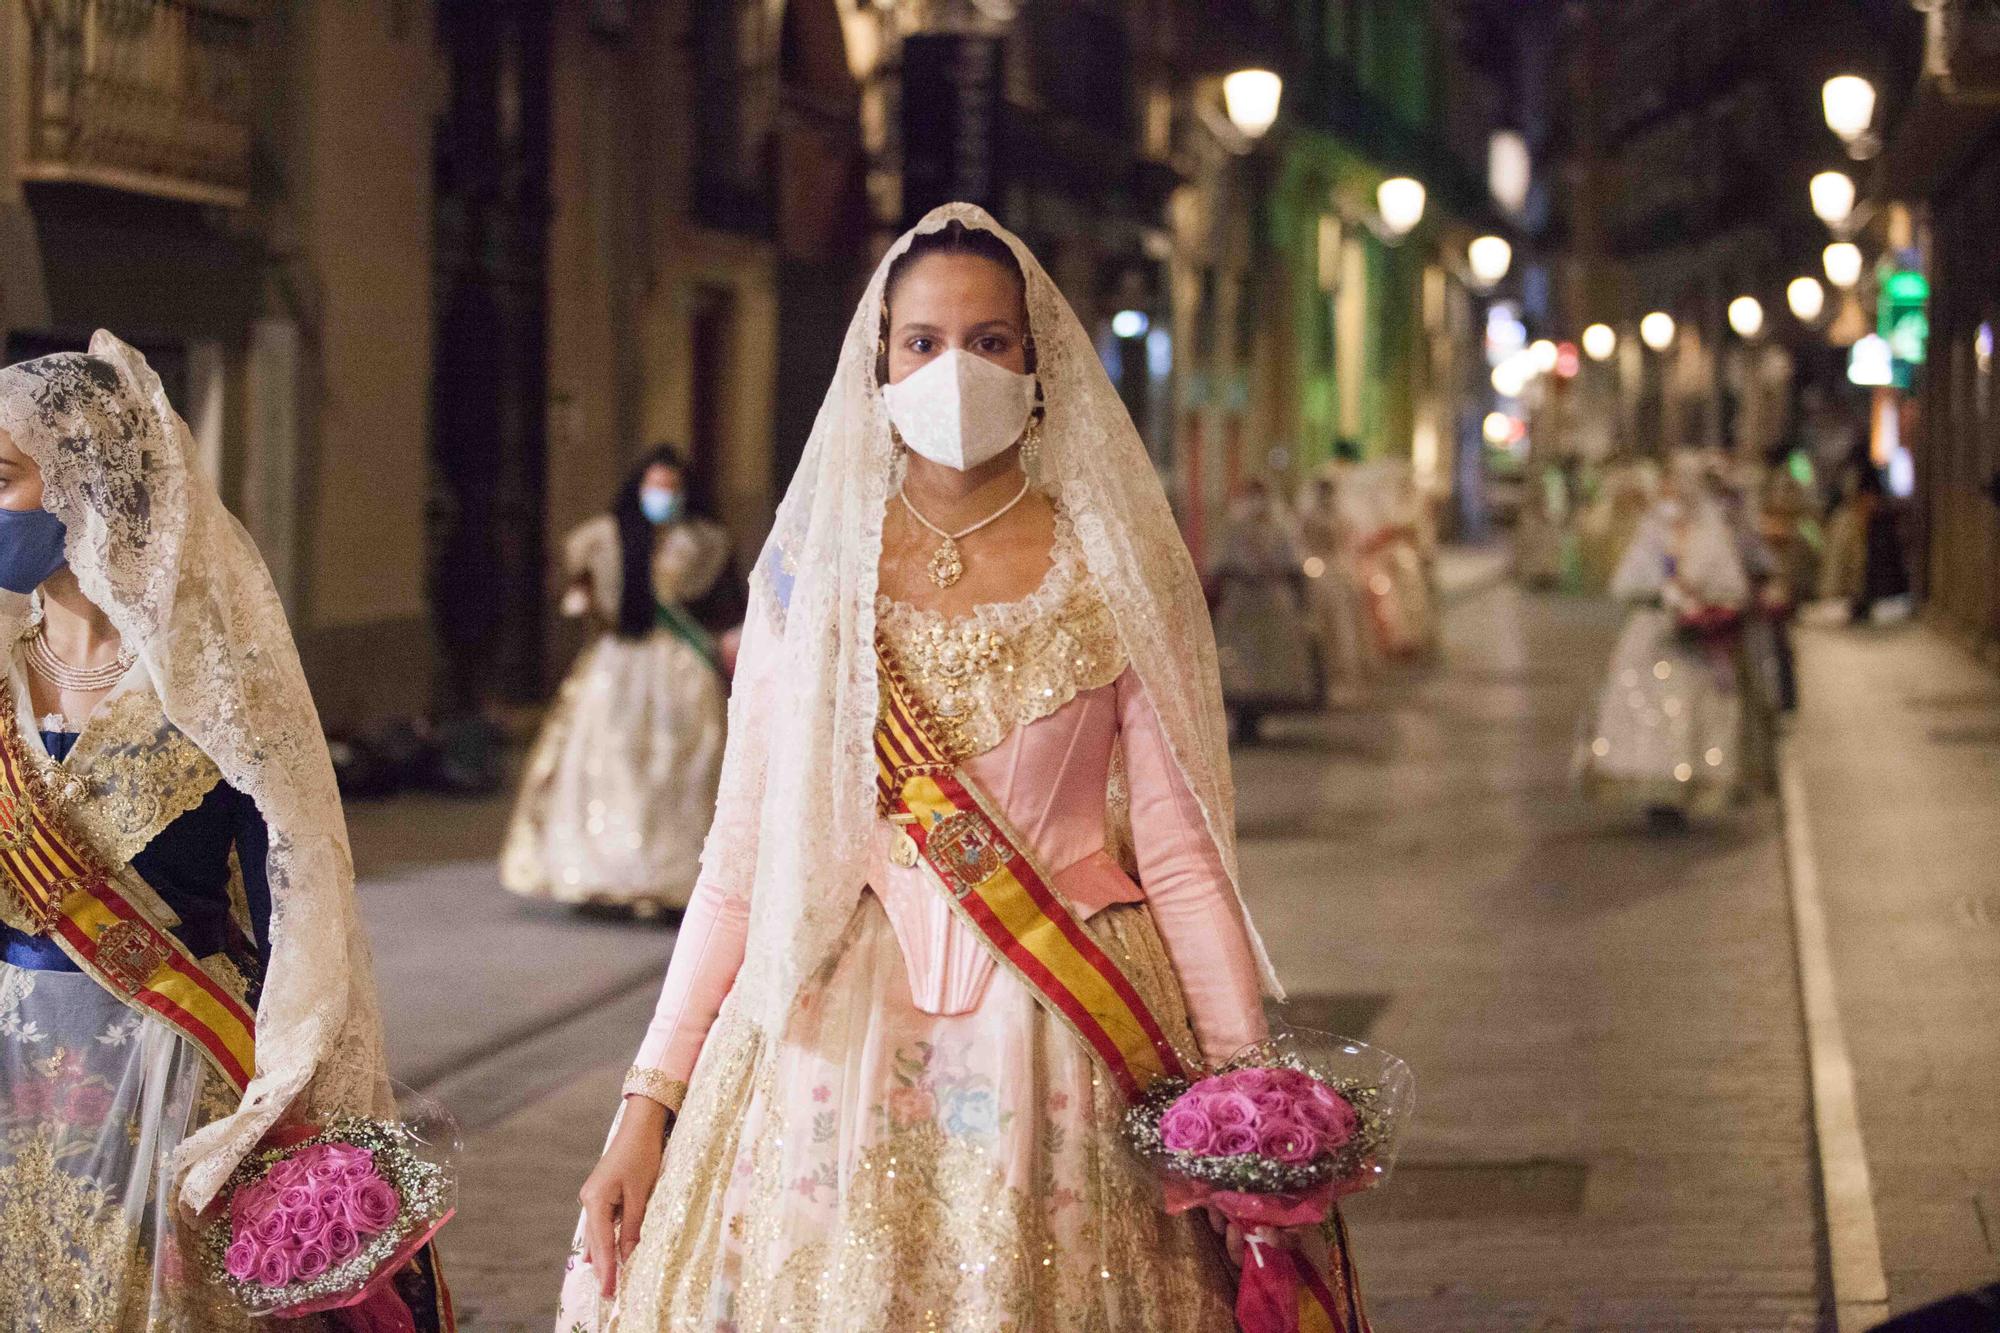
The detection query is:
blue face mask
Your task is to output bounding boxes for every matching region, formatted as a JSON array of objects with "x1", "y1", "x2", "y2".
[
  {"x1": 639, "y1": 487, "x2": 684, "y2": 526},
  {"x1": 0, "y1": 506, "x2": 68, "y2": 594}
]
